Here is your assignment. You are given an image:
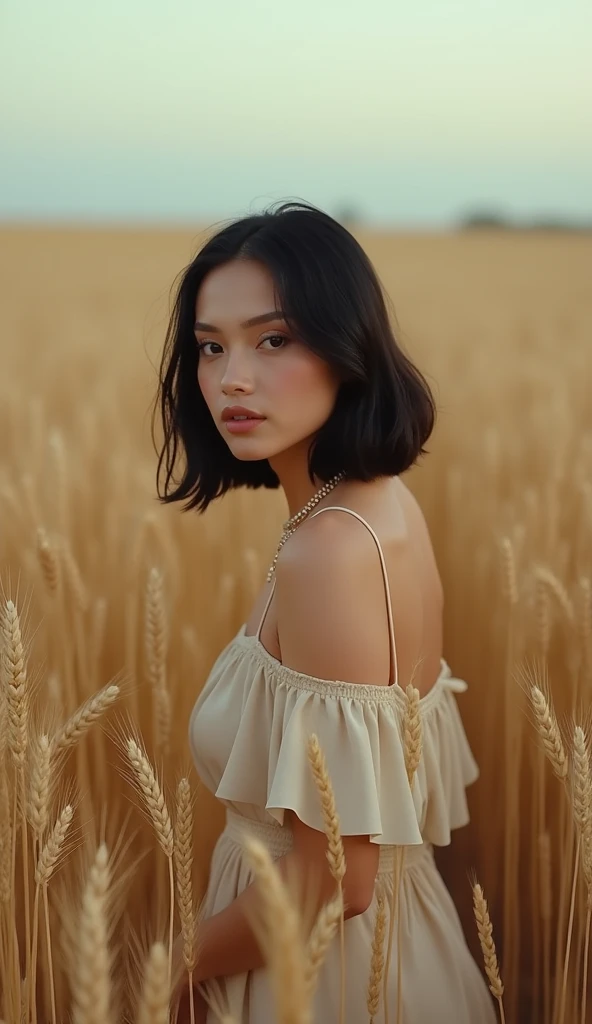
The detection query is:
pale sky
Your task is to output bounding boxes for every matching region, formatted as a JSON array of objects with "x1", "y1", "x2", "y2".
[{"x1": 1, "y1": 0, "x2": 591, "y2": 227}]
